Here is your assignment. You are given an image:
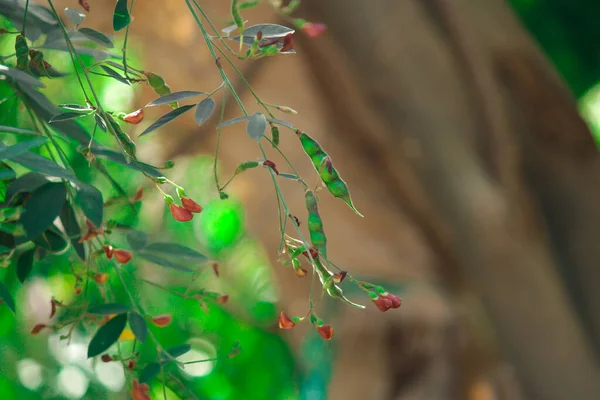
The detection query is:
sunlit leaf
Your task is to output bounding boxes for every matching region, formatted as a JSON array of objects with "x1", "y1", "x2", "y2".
[
  {"x1": 0, "y1": 138, "x2": 47, "y2": 161},
  {"x1": 246, "y1": 112, "x2": 266, "y2": 142},
  {"x1": 146, "y1": 91, "x2": 206, "y2": 107},
  {"x1": 88, "y1": 303, "x2": 131, "y2": 315},
  {"x1": 0, "y1": 281, "x2": 15, "y2": 313},
  {"x1": 16, "y1": 249, "x2": 35, "y2": 283},
  {"x1": 128, "y1": 312, "x2": 147, "y2": 342},
  {"x1": 216, "y1": 115, "x2": 250, "y2": 130},
  {"x1": 87, "y1": 313, "x2": 127, "y2": 358},
  {"x1": 139, "y1": 104, "x2": 195, "y2": 137},
  {"x1": 58, "y1": 104, "x2": 92, "y2": 111},
  {"x1": 113, "y1": 0, "x2": 131, "y2": 31},
  {"x1": 99, "y1": 65, "x2": 129, "y2": 86},
  {"x1": 194, "y1": 97, "x2": 216, "y2": 127},
  {"x1": 78, "y1": 27, "x2": 114, "y2": 48},
  {"x1": 139, "y1": 363, "x2": 160, "y2": 384},
  {"x1": 64, "y1": 7, "x2": 85, "y2": 26}
]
